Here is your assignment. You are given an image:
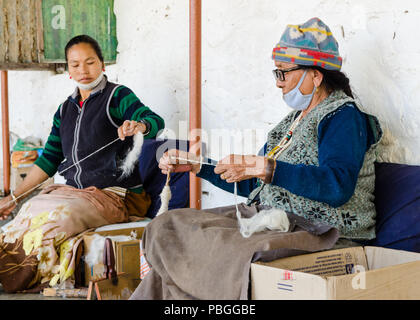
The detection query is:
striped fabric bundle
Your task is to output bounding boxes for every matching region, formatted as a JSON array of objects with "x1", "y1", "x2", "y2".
[
  {"x1": 140, "y1": 240, "x2": 151, "y2": 280},
  {"x1": 103, "y1": 186, "x2": 128, "y2": 198}
]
